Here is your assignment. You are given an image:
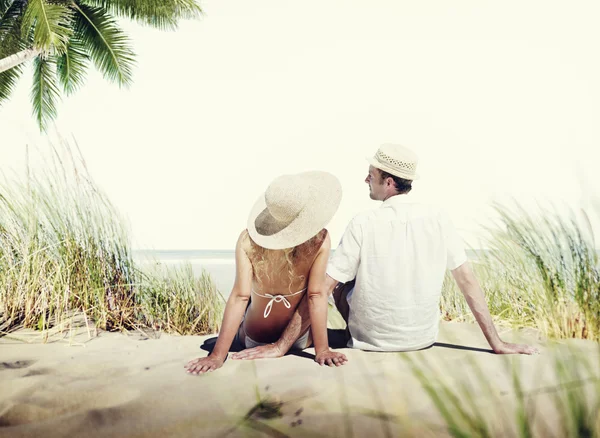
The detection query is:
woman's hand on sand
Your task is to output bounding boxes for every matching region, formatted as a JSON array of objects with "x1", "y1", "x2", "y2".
[
  {"x1": 185, "y1": 355, "x2": 224, "y2": 374},
  {"x1": 493, "y1": 341, "x2": 539, "y2": 355},
  {"x1": 315, "y1": 349, "x2": 348, "y2": 367},
  {"x1": 230, "y1": 343, "x2": 284, "y2": 360}
]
